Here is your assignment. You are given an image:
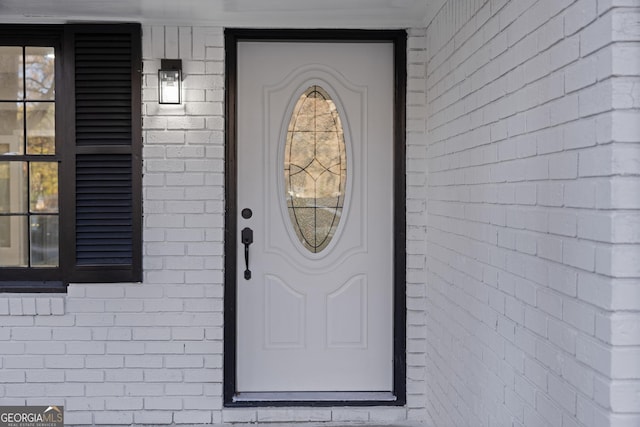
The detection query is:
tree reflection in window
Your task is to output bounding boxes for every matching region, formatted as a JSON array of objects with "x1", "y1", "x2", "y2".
[
  {"x1": 0, "y1": 46, "x2": 58, "y2": 267},
  {"x1": 285, "y1": 86, "x2": 346, "y2": 253}
]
